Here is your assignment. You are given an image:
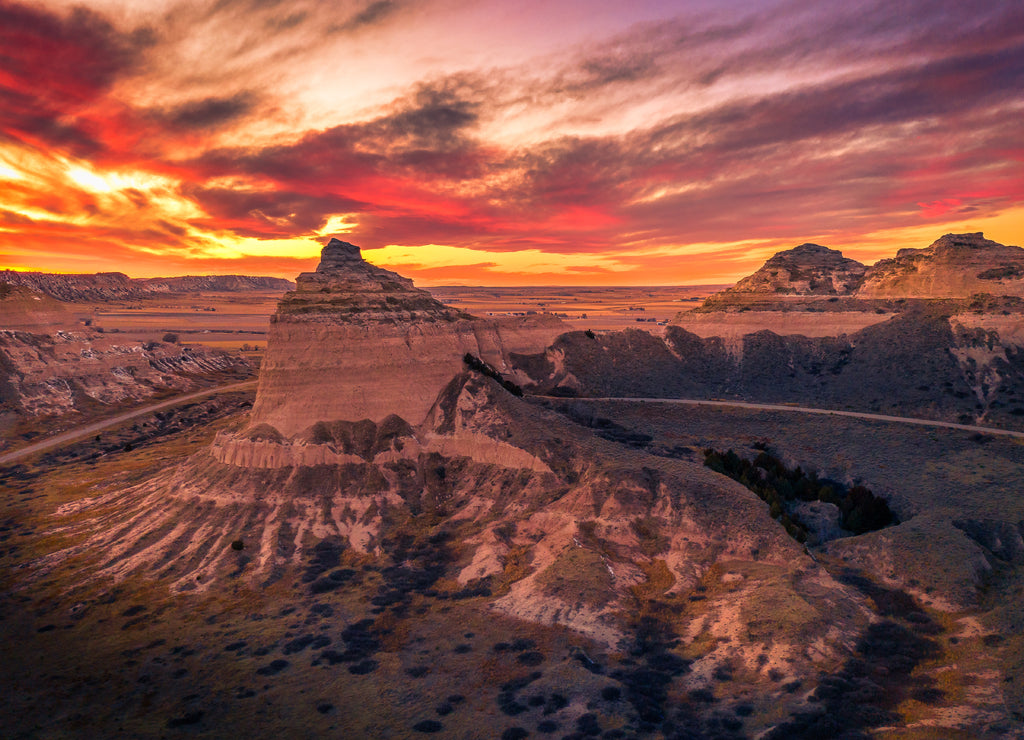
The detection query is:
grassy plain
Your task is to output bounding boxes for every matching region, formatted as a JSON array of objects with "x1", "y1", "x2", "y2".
[{"x1": 429, "y1": 285, "x2": 728, "y2": 332}]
